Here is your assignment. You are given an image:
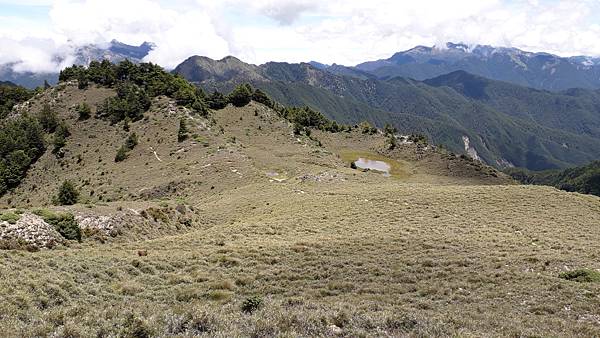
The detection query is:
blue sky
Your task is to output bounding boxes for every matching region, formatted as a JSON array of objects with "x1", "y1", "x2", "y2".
[{"x1": 2, "y1": 0, "x2": 600, "y2": 72}]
